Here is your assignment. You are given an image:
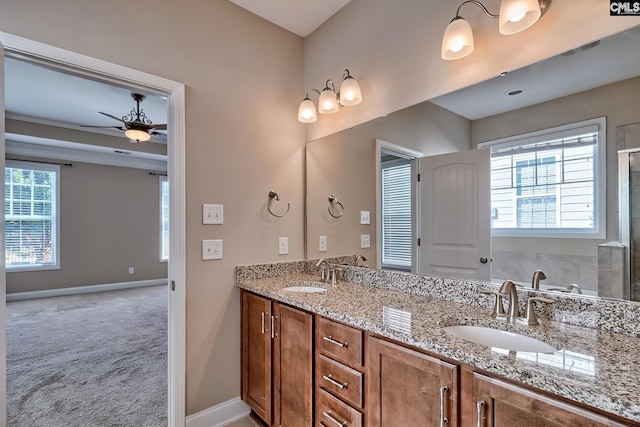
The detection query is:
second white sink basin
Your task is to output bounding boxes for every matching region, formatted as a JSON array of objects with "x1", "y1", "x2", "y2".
[
  {"x1": 443, "y1": 325, "x2": 558, "y2": 353},
  {"x1": 282, "y1": 285, "x2": 326, "y2": 293}
]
